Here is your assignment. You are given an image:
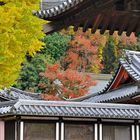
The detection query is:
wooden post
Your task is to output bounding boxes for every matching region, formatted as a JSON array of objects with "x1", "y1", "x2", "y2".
[
  {"x1": 20, "y1": 122, "x2": 24, "y2": 140},
  {"x1": 136, "y1": 125, "x2": 139, "y2": 140},
  {"x1": 56, "y1": 122, "x2": 59, "y2": 140},
  {"x1": 99, "y1": 124, "x2": 102, "y2": 140},
  {"x1": 61, "y1": 122, "x2": 64, "y2": 140},
  {"x1": 95, "y1": 124, "x2": 98, "y2": 140},
  {"x1": 131, "y1": 125, "x2": 135, "y2": 140}
]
